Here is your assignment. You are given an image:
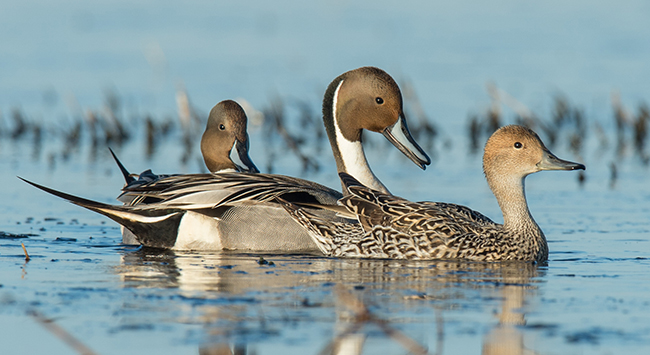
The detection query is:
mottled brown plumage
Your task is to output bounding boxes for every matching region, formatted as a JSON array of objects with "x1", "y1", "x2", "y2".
[{"x1": 281, "y1": 125, "x2": 585, "y2": 262}]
